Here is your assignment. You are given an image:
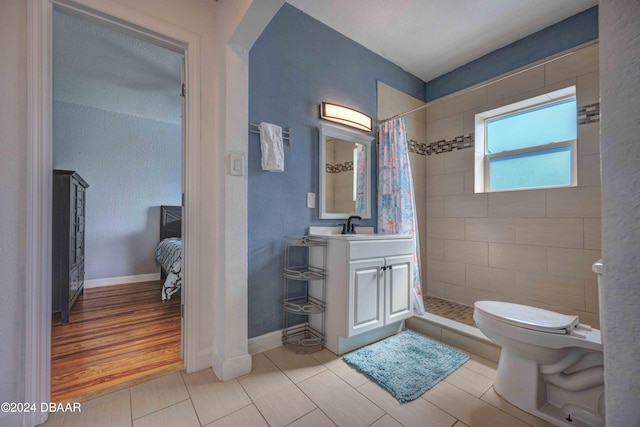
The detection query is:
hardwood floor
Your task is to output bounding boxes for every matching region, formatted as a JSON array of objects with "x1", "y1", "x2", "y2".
[{"x1": 51, "y1": 280, "x2": 183, "y2": 403}]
